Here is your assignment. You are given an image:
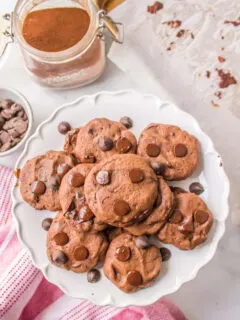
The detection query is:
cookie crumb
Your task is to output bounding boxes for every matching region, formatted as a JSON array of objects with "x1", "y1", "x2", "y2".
[
  {"x1": 176, "y1": 29, "x2": 185, "y2": 38},
  {"x1": 218, "y1": 56, "x2": 226, "y2": 63},
  {"x1": 206, "y1": 71, "x2": 211, "y2": 78},
  {"x1": 163, "y1": 20, "x2": 182, "y2": 28},
  {"x1": 14, "y1": 168, "x2": 21, "y2": 179},
  {"x1": 224, "y1": 17, "x2": 240, "y2": 27},
  {"x1": 214, "y1": 91, "x2": 222, "y2": 99},
  {"x1": 147, "y1": 1, "x2": 163, "y2": 14},
  {"x1": 216, "y1": 69, "x2": 237, "y2": 88},
  {"x1": 211, "y1": 100, "x2": 220, "y2": 108}
]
